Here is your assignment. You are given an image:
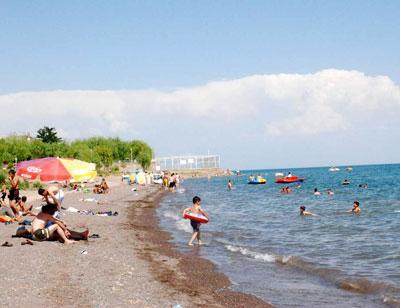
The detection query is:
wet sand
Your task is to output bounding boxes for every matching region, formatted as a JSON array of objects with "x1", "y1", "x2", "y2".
[{"x1": 0, "y1": 179, "x2": 271, "y2": 307}]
